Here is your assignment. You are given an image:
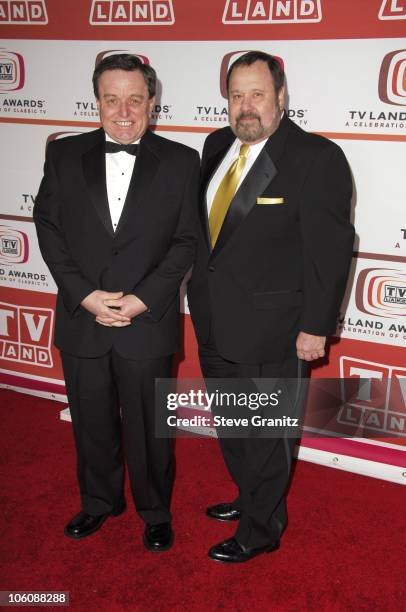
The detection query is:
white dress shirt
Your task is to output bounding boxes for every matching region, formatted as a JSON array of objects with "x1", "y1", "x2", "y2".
[{"x1": 105, "y1": 134, "x2": 139, "y2": 231}]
